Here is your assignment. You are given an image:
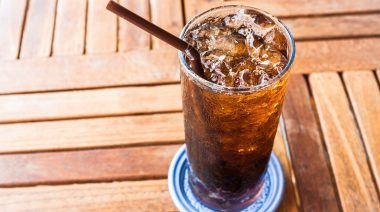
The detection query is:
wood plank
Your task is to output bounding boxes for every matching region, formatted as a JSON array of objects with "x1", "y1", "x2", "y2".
[
  {"x1": 0, "y1": 0, "x2": 28, "y2": 59},
  {"x1": 294, "y1": 38, "x2": 380, "y2": 74},
  {"x1": 285, "y1": 14, "x2": 380, "y2": 40},
  {"x1": 0, "y1": 84, "x2": 181, "y2": 123},
  {"x1": 184, "y1": 2, "x2": 380, "y2": 40},
  {"x1": 0, "y1": 113, "x2": 184, "y2": 153},
  {"x1": 87, "y1": 0, "x2": 117, "y2": 53},
  {"x1": 343, "y1": 71, "x2": 380, "y2": 190},
  {"x1": 0, "y1": 123, "x2": 289, "y2": 187},
  {"x1": 53, "y1": 0, "x2": 86, "y2": 56},
  {"x1": 0, "y1": 180, "x2": 176, "y2": 211},
  {"x1": 0, "y1": 145, "x2": 180, "y2": 186},
  {"x1": 118, "y1": 0, "x2": 150, "y2": 51},
  {"x1": 150, "y1": 0, "x2": 183, "y2": 49},
  {"x1": 282, "y1": 74, "x2": 340, "y2": 211},
  {"x1": 184, "y1": 0, "x2": 220, "y2": 22},
  {"x1": 273, "y1": 126, "x2": 300, "y2": 212},
  {"x1": 2, "y1": 38, "x2": 380, "y2": 94},
  {"x1": 184, "y1": 0, "x2": 380, "y2": 21},
  {"x1": 0, "y1": 127, "x2": 292, "y2": 190},
  {"x1": 0, "y1": 49, "x2": 179, "y2": 94},
  {"x1": 19, "y1": 0, "x2": 56, "y2": 58},
  {"x1": 309, "y1": 72, "x2": 380, "y2": 211}
]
